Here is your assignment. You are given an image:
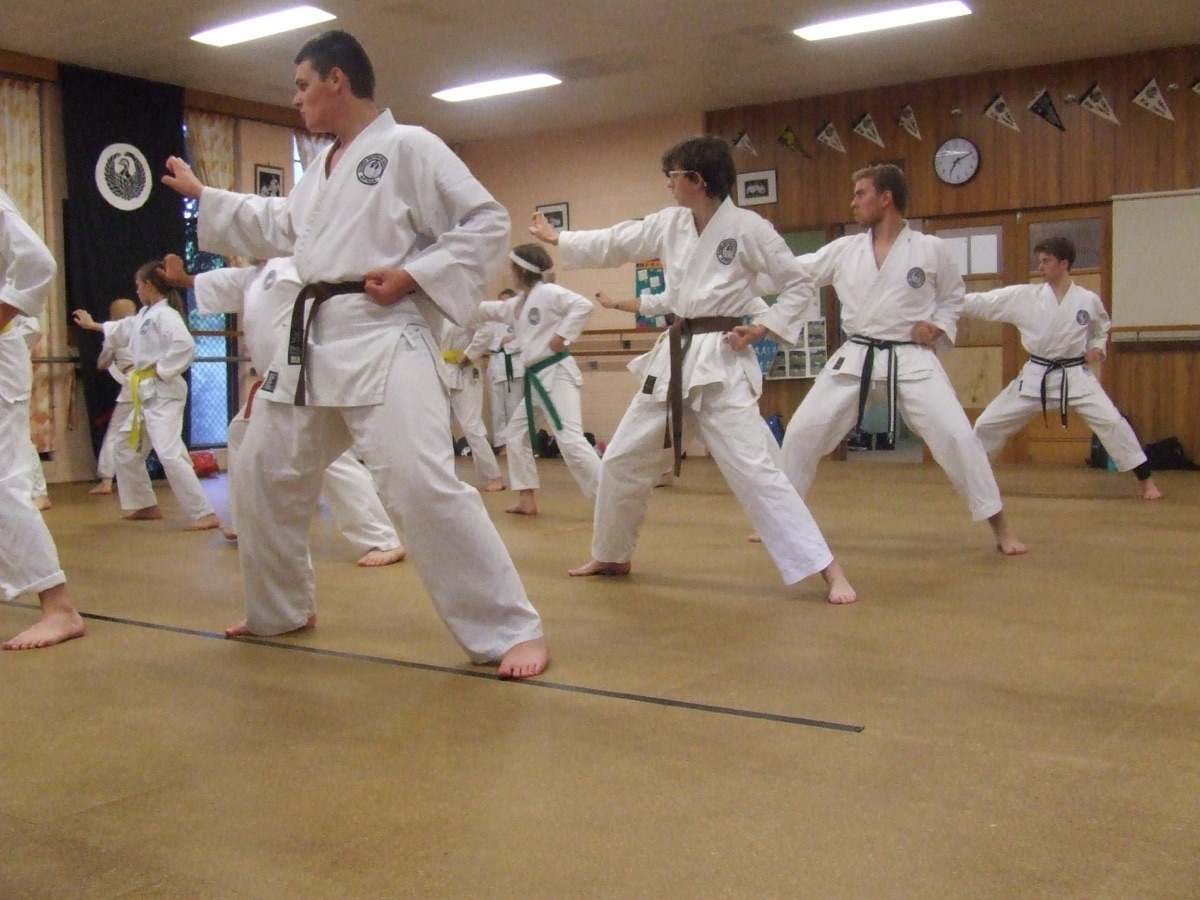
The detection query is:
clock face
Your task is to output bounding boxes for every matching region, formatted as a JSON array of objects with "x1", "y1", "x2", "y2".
[{"x1": 934, "y1": 137, "x2": 980, "y2": 185}]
